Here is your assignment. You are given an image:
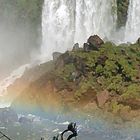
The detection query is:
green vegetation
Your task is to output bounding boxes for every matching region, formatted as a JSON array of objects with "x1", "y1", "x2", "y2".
[
  {"x1": 55, "y1": 41, "x2": 140, "y2": 106},
  {"x1": 0, "y1": 0, "x2": 43, "y2": 27},
  {"x1": 117, "y1": 0, "x2": 129, "y2": 27},
  {"x1": 12, "y1": 37, "x2": 140, "y2": 117},
  {"x1": 122, "y1": 84, "x2": 140, "y2": 99}
]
